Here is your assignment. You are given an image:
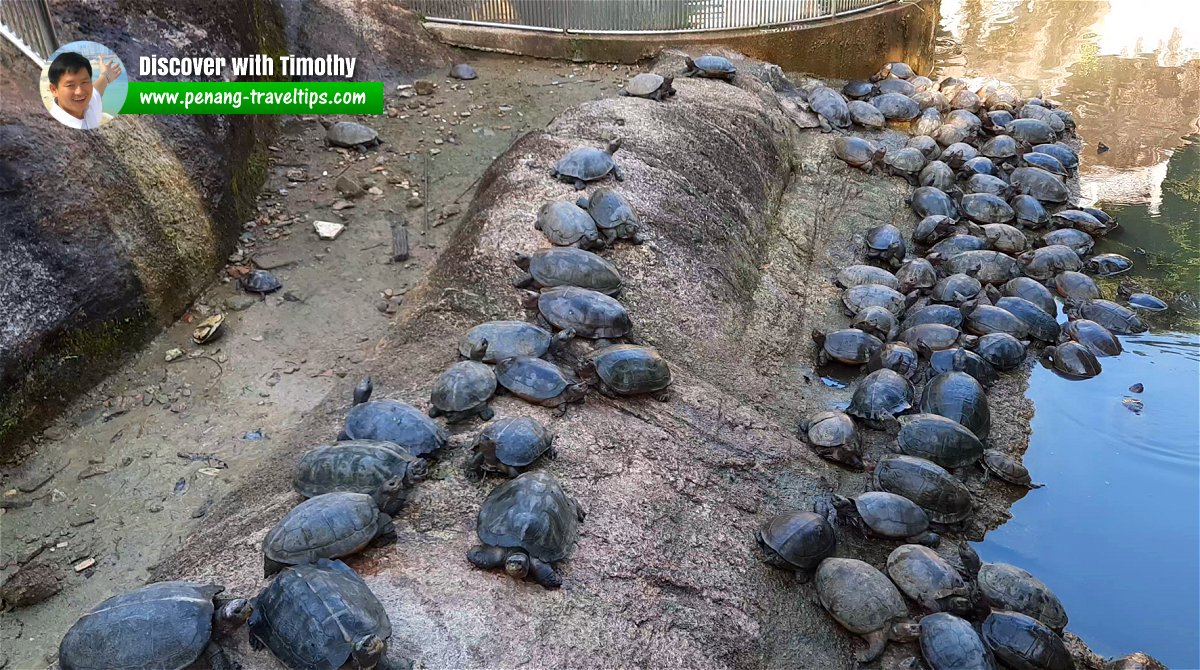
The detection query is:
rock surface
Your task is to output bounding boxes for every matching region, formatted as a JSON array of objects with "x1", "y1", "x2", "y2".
[{"x1": 0, "y1": 562, "x2": 64, "y2": 608}]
